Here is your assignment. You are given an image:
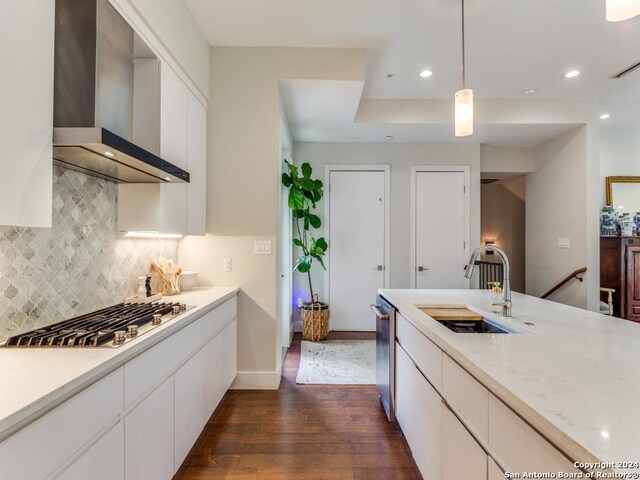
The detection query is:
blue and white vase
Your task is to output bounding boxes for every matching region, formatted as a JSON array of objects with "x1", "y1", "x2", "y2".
[
  {"x1": 600, "y1": 206, "x2": 617, "y2": 236},
  {"x1": 620, "y1": 213, "x2": 636, "y2": 237},
  {"x1": 634, "y1": 212, "x2": 640, "y2": 235}
]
